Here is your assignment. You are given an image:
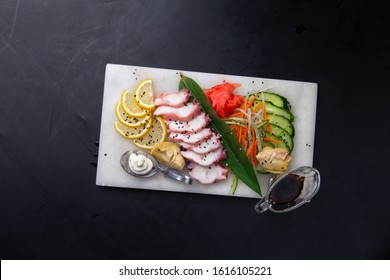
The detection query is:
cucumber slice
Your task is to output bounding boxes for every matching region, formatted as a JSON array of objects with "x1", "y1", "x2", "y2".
[
  {"x1": 266, "y1": 114, "x2": 295, "y2": 137},
  {"x1": 269, "y1": 124, "x2": 294, "y2": 151},
  {"x1": 251, "y1": 100, "x2": 294, "y2": 121},
  {"x1": 249, "y1": 92, "x2": 295, "y2": 152},
  {"x1": 263, "y1": 131, "x2": 290, "y2": 152},
  {"x1": 253, "y1": 92, "x2": 290, "y2": 109},
  {"x1": 264, "y1": 102, "x2": 294, "y2": 122}
]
